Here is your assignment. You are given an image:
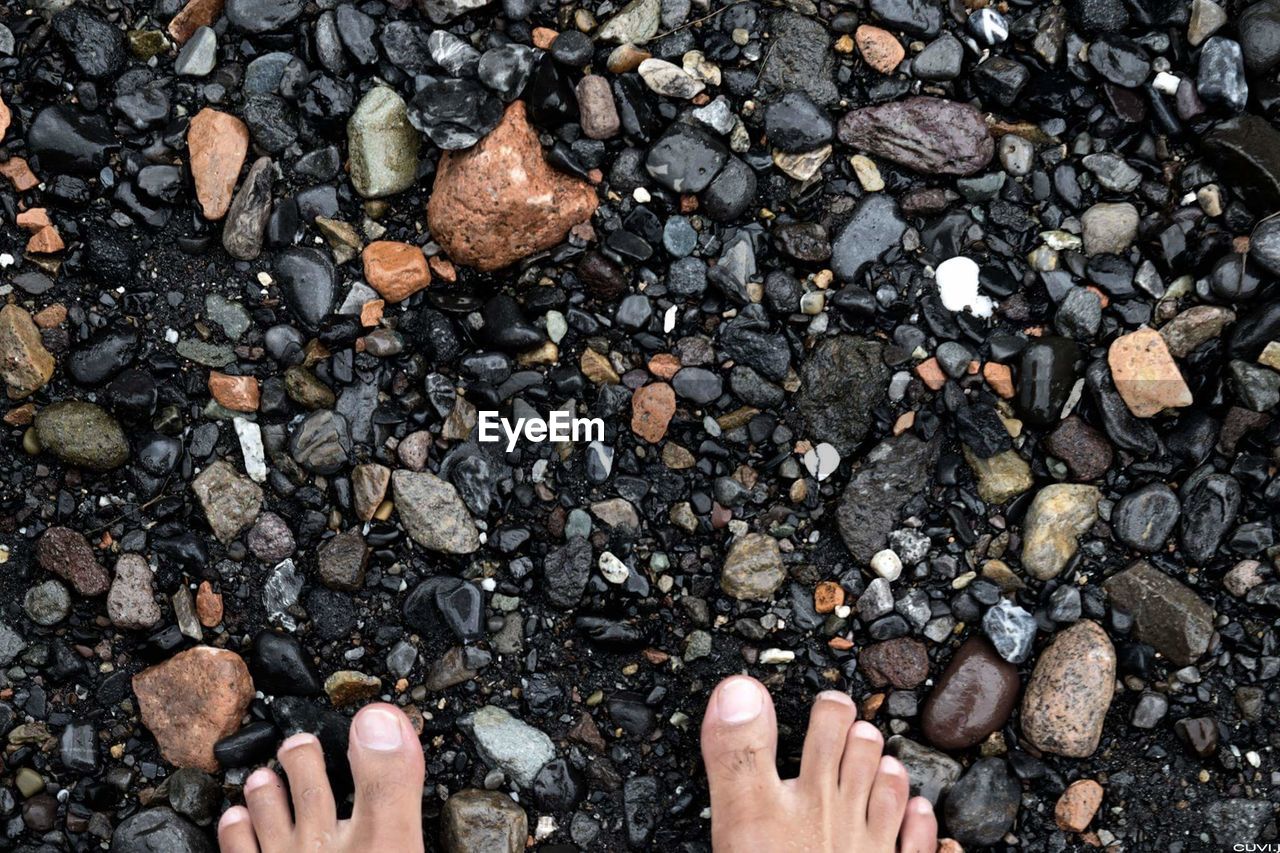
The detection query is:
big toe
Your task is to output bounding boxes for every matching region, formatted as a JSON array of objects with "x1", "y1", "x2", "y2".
[
  {"x1": 700, "y1": 675, "x2": 781, "y2": 804},
  {"x1": 342, "y1": 704, "x2": 425, "y2": 851}
]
